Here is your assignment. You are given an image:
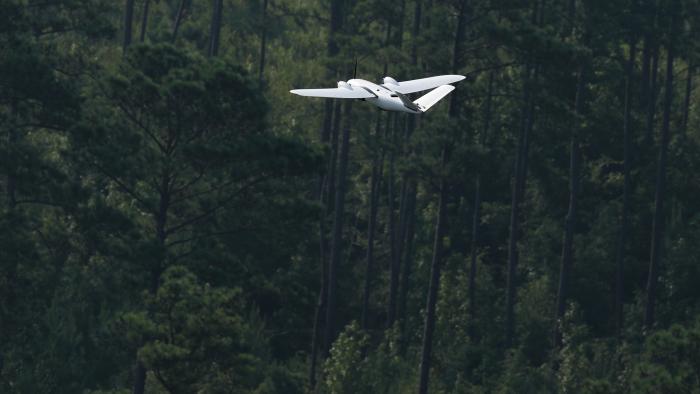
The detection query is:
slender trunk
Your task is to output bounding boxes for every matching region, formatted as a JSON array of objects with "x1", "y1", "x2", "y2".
[
  {"x1": 308, "y1": 255, "x2": 328, "y2": 388},
  {"x1": 398, "y1": 178, "x2": 417, "y2": 353},
  {"x1": 505, "y1": 0, "x2": 541, "y2": 349},
  {"x1": 258, "y1": 0, "x2": 268, "y2": 84},
  {"x1": 309, "y1": 100, "x2": 341, "y2": 386},
  {"x1": 172, "y1": 0, "x2": 189, "y2": 43},
  {"x1": 310, "y1": 0, "x2": 343, "y2": 383},
  {"x1": 645, "y1": 42, "x2": 660, "y2": 142},
  {"x1": 615, "y1": 39, "x2": 637, "y2": 338},
  {"x1": 208, "y1": 0, "x2": 223, "y2": 57},
  {"x1": 387, "y1": 120, "x2": 400, "y2": 328},
  {"x1": 418, "y1": 2, "x2": 466, "y2": 390},
  {"x1": 418, "y1": 145, "x2": 450, "y2": 394},
  {"x1": 681, "y1": 64, "x2": 693, "y2": 139},
  {"x1": 139, "y1": 0, "x2": 151, "y2": 42},
  {"x1": 506, "y1": 63, "x2": 534, "y2": 349},
  {"x1": 411, "y1": 0, "x2": 422, "y2": 64},
  {"x1": 7, "y1": 100, "x2": 18, "y2": 210},
  {"x1": 554, "y1": 67, "x2": 585, "y2": 347},
  {"x1": 133, "y1": 178, "x2": 170, "y2": 394},
  {"x1": 324, "y1": 101, "x2": 352, "y2": 353},
  {"x1": 640, "y1": 35, "x2": 651, "y2": 109},
  {"x1": 362, "y1": 112, "x2": 385, "y2": 330},
  {"x1": 326, "y1": 101, "x2": 342, "y2": 215},
  {"x1": 468, "y1": 71, "x2": 494, "y2": 340},
  {"x1": 645, "y1": 11, "x2": 676, "y2": 328},
  {"x1": 397, "y1": 0, "x2": 422, "y2": 348},
  {"x1": 123, "y1": 0, "x2": 135, "y2": 53}
]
